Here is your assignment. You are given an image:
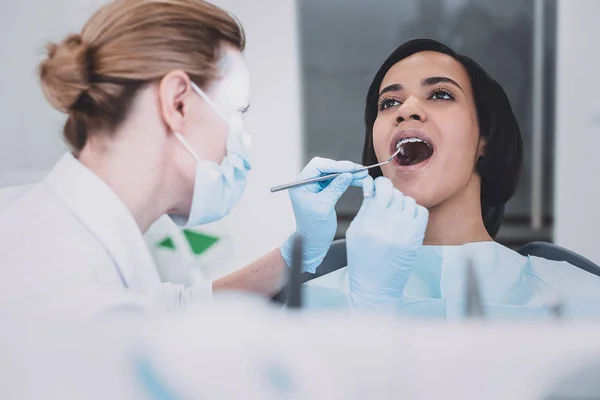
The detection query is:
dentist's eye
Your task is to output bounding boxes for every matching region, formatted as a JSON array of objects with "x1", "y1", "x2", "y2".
[
  {"x1": 240, "y1": 105, "x2": 250, "y2": 114},
  {"x1": 428, "y1": 88, "x2": 455, "y2": 101},
  {"x1": 378, "y1": 97, "x2": 401, "y2": 111}
]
